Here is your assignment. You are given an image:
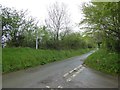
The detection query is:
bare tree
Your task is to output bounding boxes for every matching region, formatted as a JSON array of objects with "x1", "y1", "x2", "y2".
[{"x1": 45, "y1": 2, "x2": 71, "y2": 41}]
